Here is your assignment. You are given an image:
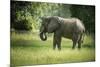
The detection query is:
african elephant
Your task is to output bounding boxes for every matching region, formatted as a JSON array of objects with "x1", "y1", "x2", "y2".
[{"x1": 39, "y1": 16, "x2": 85, "y2": 50}]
